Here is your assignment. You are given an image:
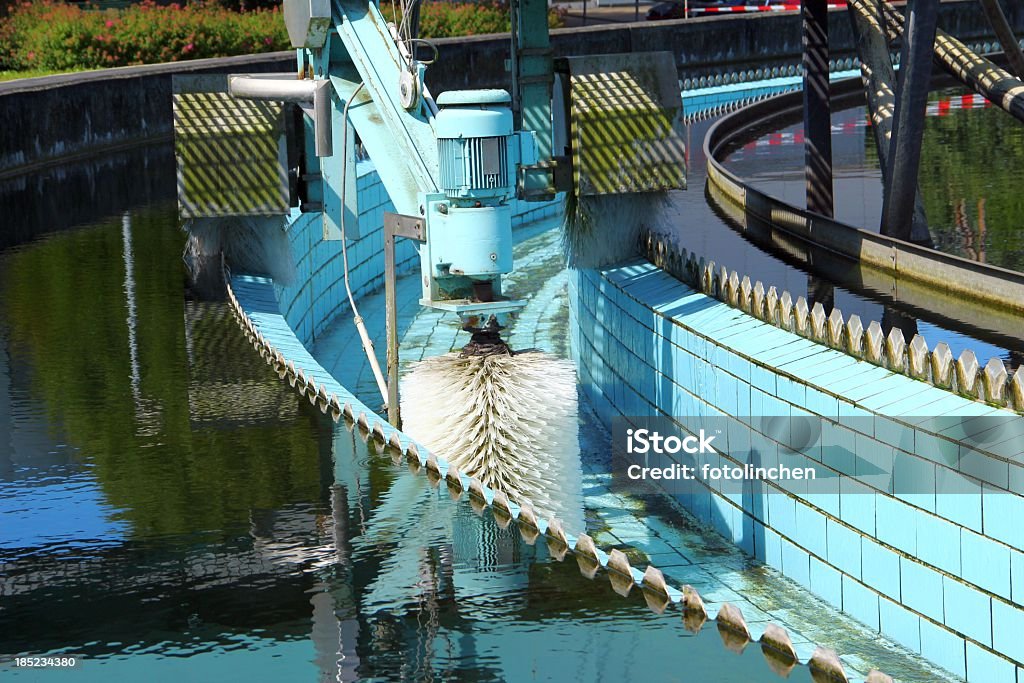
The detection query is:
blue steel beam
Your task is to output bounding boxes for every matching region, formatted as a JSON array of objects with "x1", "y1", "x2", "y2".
[{"x1": 327, "y1": 0, "x2": 439, "y2": 217}]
